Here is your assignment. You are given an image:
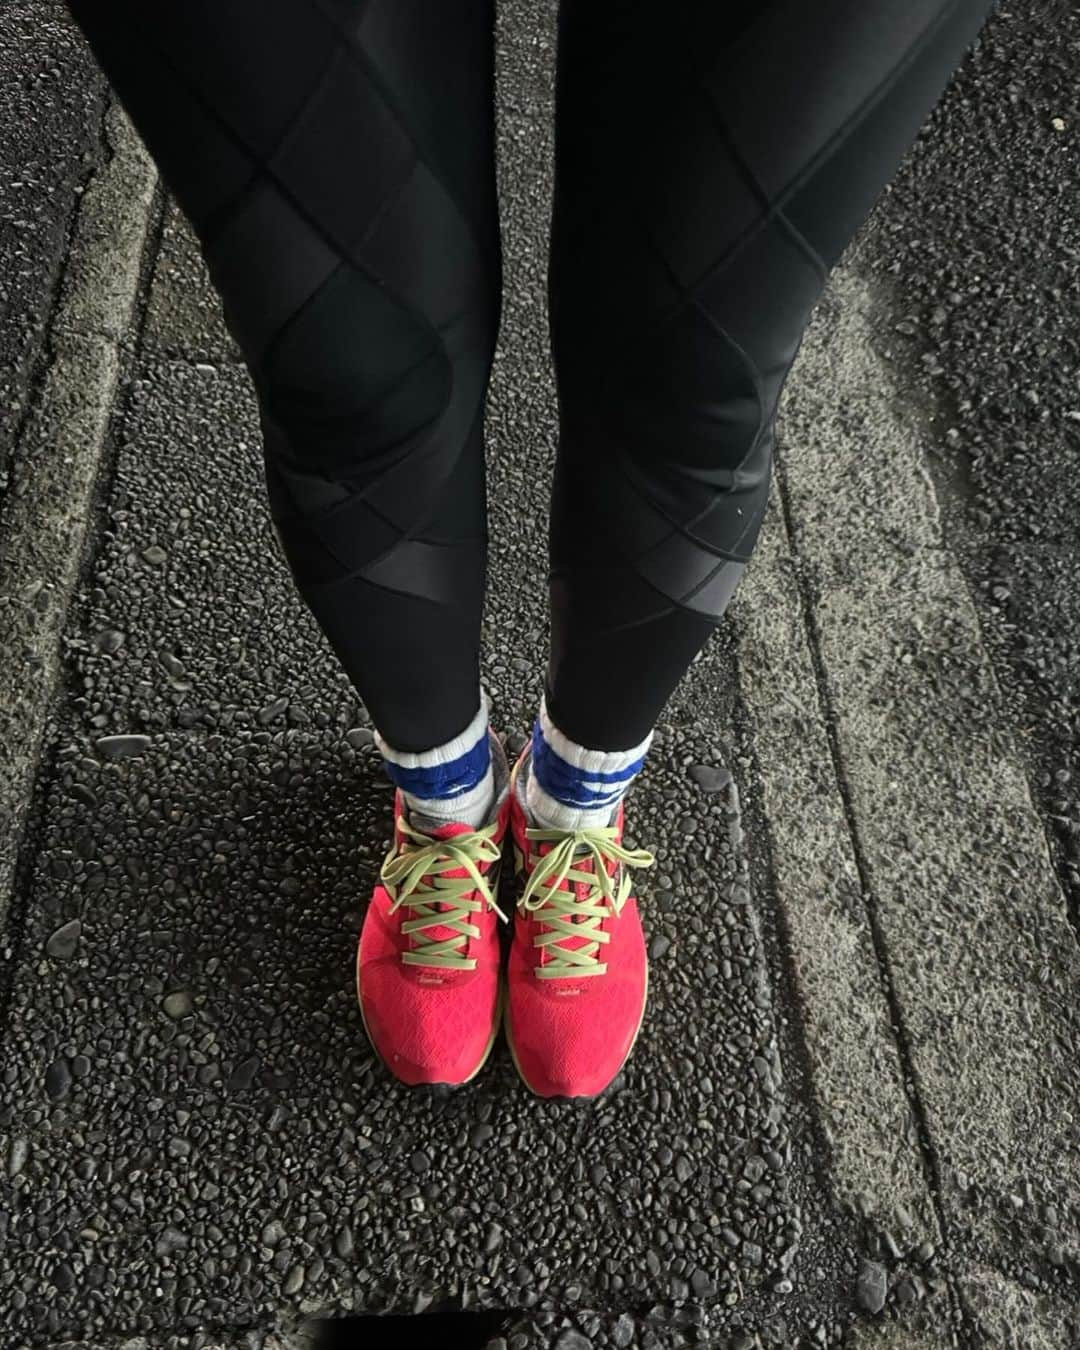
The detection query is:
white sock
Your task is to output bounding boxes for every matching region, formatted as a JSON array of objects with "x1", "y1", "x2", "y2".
[
  {"x1": 375, "y1": 695, "x2": 495, "y2": 830},
  {"x1": 524, "y1": 696, "x2": 652, "y2": 831}
]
